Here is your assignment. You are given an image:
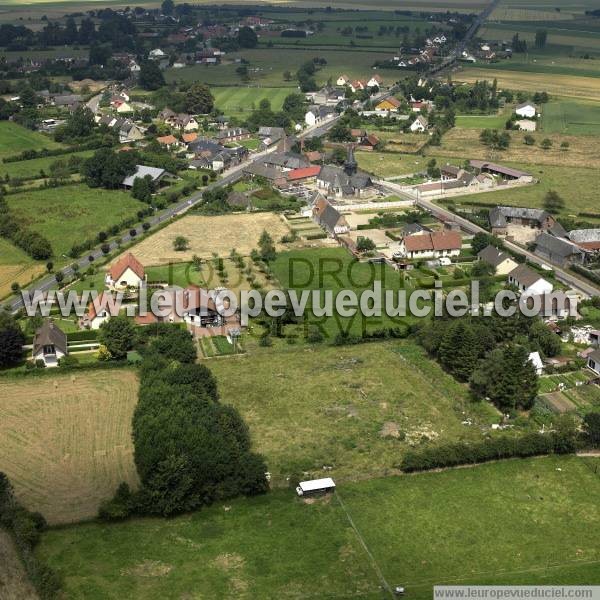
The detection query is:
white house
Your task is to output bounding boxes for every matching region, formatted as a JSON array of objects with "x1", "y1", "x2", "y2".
[
  {"x1": 116, "y1": 101, "x2": 134, "y2": 114},
  {"x1": 304, "y1": 105, "x2": 334, "y2": 127},
  {"x1": 32, "y1": 321, "x2": 67, "y2": 367},
  {"x1": 148, "y1": 48, "x2": 166, "y2": 60},
  {"x1": 106, "y1": 253, "x2": 146, "y2": 290},
  {"x1": 515, "y1": 102, "x2": 537, "y2": 118},
  {"x1": 516, "y1": 119, "x2": 536, "y2": 132},
  {"x1": 507, "y1": 264, "x2": 553, "y2": 296},
  {"x1": 528, "y1": 351, "x2": 544, "y2": 375},
  {"x1": 399, "y1": 231, "x2": 462, "y2": 259},
  {"x1": 85, "y1": 293, "x2": 120, "y2": 330},
  {"x1": 367, "y1": 74, "x2": 383, "y2": 88},
  {"x1": 587, "y1": 348, "x2": 600, "y2": 374},
  {"x1": 336, "y1": 74, "x2": 350, "y2": 86},
  {"x1": 477, "y1": 245, "x2": 519, "y2": 276},
  {"x1": 410, "y1": 115, "x2": 429, "y2": 133}
]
